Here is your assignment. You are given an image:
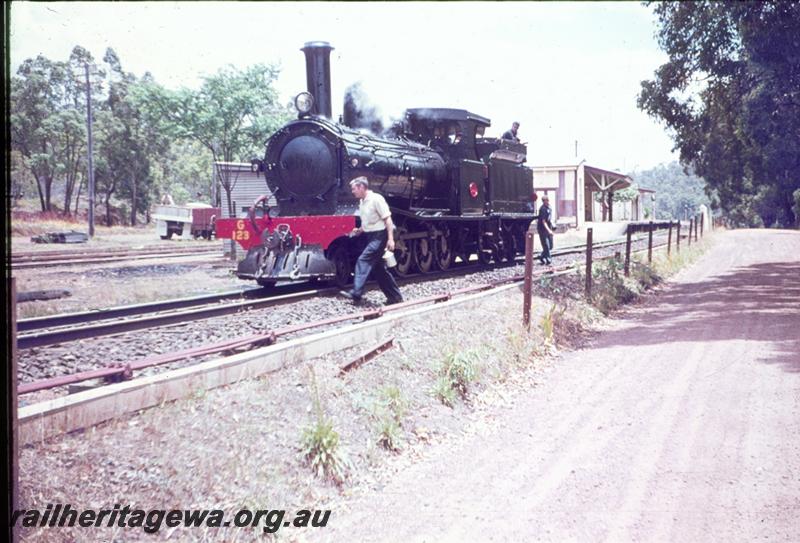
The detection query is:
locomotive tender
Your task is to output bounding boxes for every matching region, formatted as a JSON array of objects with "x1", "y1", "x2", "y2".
[{"x1": 216, "y1": 42, "x2": 536, "y2": 287}]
